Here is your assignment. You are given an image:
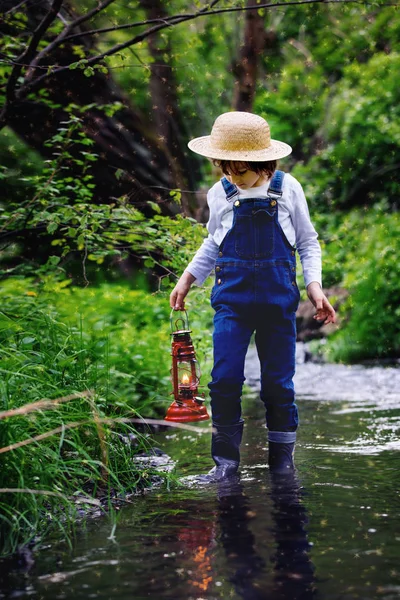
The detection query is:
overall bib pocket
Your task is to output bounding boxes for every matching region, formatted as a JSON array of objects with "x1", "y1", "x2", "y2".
[{"x1": 235, "y1": 209, "x2": 275, "y2": 259}]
